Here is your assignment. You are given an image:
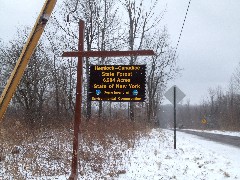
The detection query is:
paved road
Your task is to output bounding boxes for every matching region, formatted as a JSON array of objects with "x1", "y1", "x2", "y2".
[{"x1": 177, "y1": 129, "x2": 240, "y2": 148}]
